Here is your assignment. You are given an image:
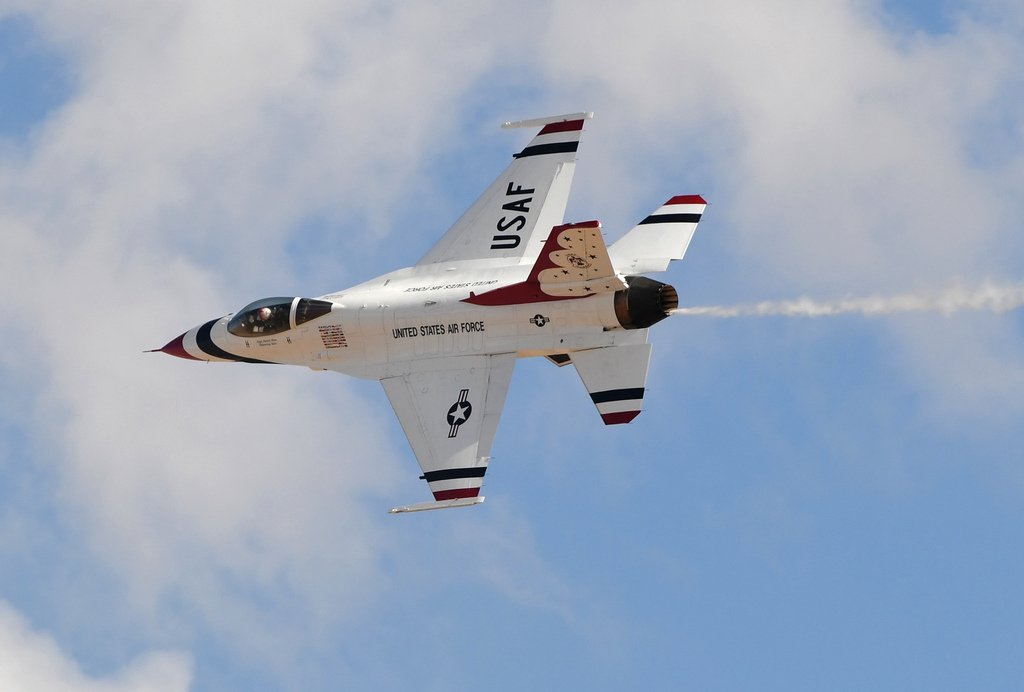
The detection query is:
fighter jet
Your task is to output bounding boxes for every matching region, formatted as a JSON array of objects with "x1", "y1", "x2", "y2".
[{"x1": 155, "y1": 112, "x2": 706, "y2": 513}]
